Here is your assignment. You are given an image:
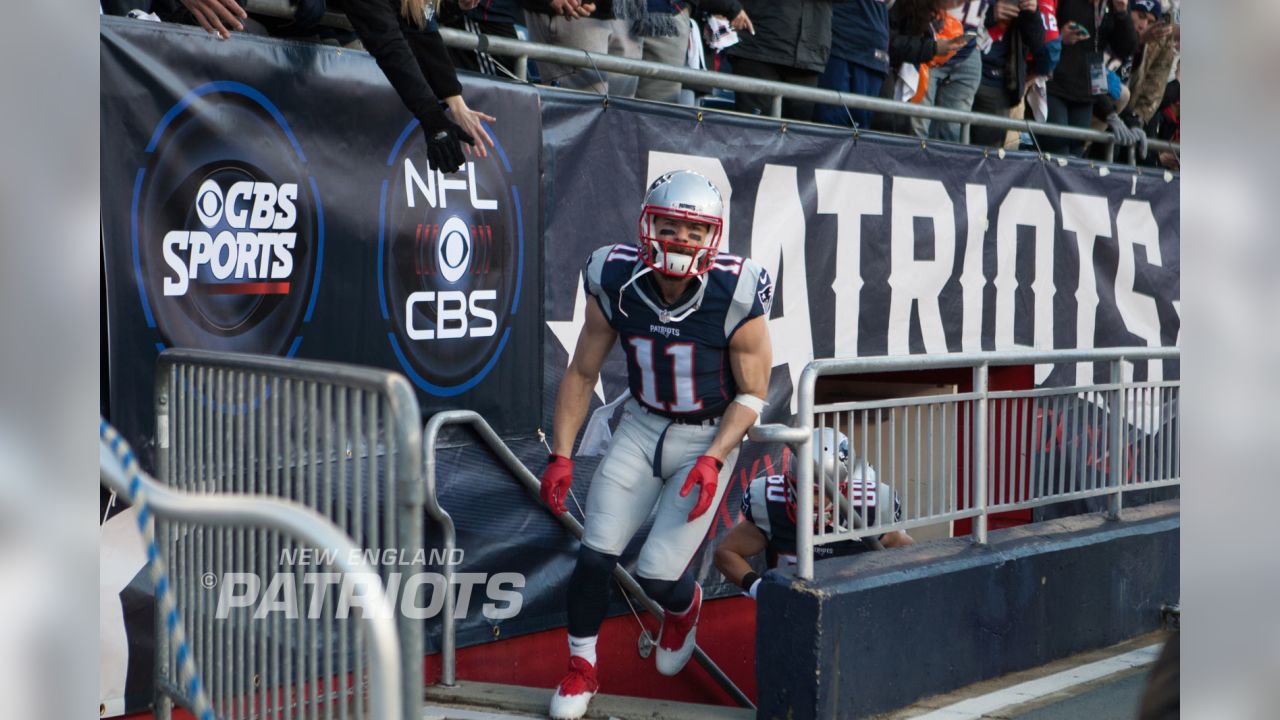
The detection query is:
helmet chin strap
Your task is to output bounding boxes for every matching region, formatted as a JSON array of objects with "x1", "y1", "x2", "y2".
[
  {"x1": 617, "y1": 262, "x2": 708, "y2": 323},
  {"x1": 616, "y1": 265, "x2": 652, "y2": 319}
]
